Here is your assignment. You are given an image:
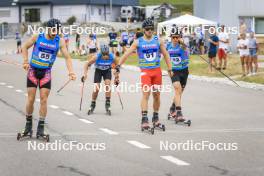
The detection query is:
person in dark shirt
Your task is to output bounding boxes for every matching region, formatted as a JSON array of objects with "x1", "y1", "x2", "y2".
[
  {"x1": 208, "y1": 27, "x2": 219, "y2": 73},
  {"x1": 135, "y1": 28, "x2": 144, "y2": 39}
]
